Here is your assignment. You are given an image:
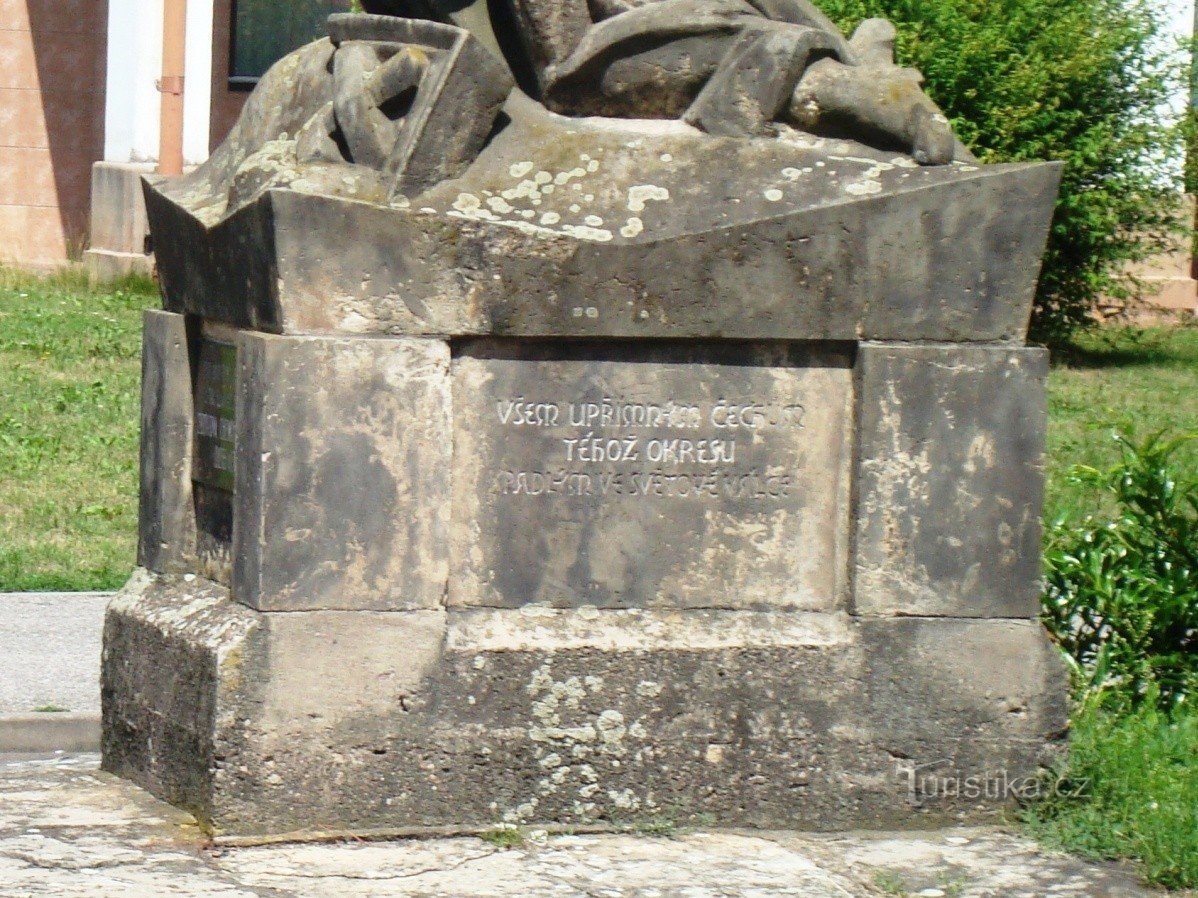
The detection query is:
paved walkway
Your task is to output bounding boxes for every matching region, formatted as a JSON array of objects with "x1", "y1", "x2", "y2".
[
  {"x1": 0, "y1": 592, "x2": 110, "y2": 752},
  {"x1": 0, "y1": 753, "x2": 1166, "y2": 898},
  {"x1": 0, "y1": 592, "x2": 110, "y2": 715}
]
